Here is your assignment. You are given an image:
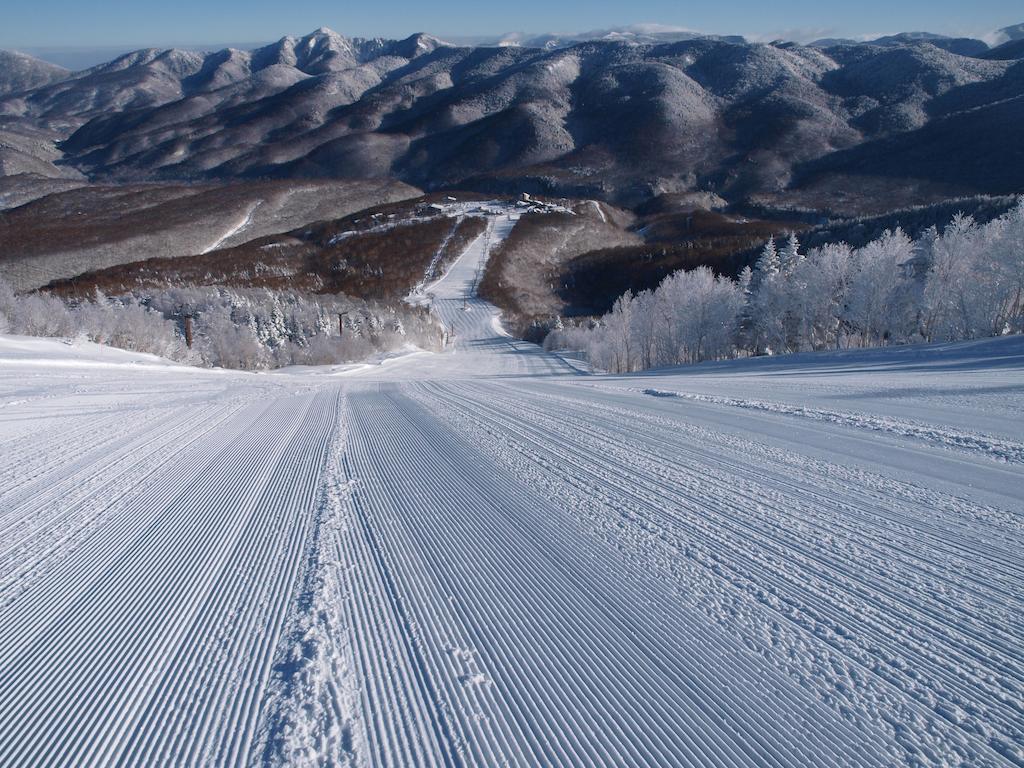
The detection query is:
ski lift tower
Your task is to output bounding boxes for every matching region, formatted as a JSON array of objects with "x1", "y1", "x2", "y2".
[{"x1": 175, "y1": 303, "x2": 195, "y2": 348}]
